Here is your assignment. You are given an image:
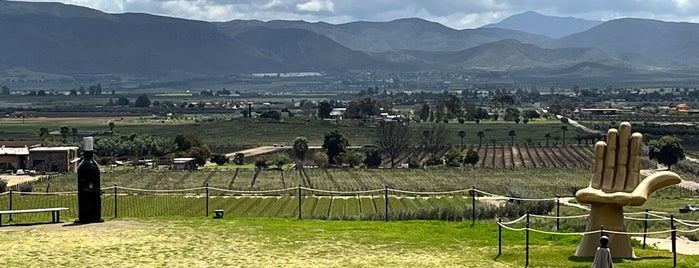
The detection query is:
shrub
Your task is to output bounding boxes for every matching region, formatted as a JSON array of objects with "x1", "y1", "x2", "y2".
[
  {"x1": 233, "y1": 153, "x2": 245, "y2": 165},
  {"x1": 342, "y1": 151, "x2": 364, "y2": 168},
  {"x1": 424, "y1": 156, "x2": 442, "y2": 166},
  {"x1": 407, "y1": 154, "x2": 421, "y2": 168},
  {"x1": 254, "y1": 158, "x2": 268, "y2": 170},
  {"x1": 19, "y1": 183, "x2": 33, "y2": 193},
  {"x1": 363, "y1": 148, "x2": 381, "y2": 168},
  {"x1": 210, "y1": 154, "x2": 229, "y2": 165},
  {"x1": 443, "y1": 148, "x2": 462, "y2": 167},
  {"x1": 0, "y1": 178, "x2": 7, "y2": 193}
]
